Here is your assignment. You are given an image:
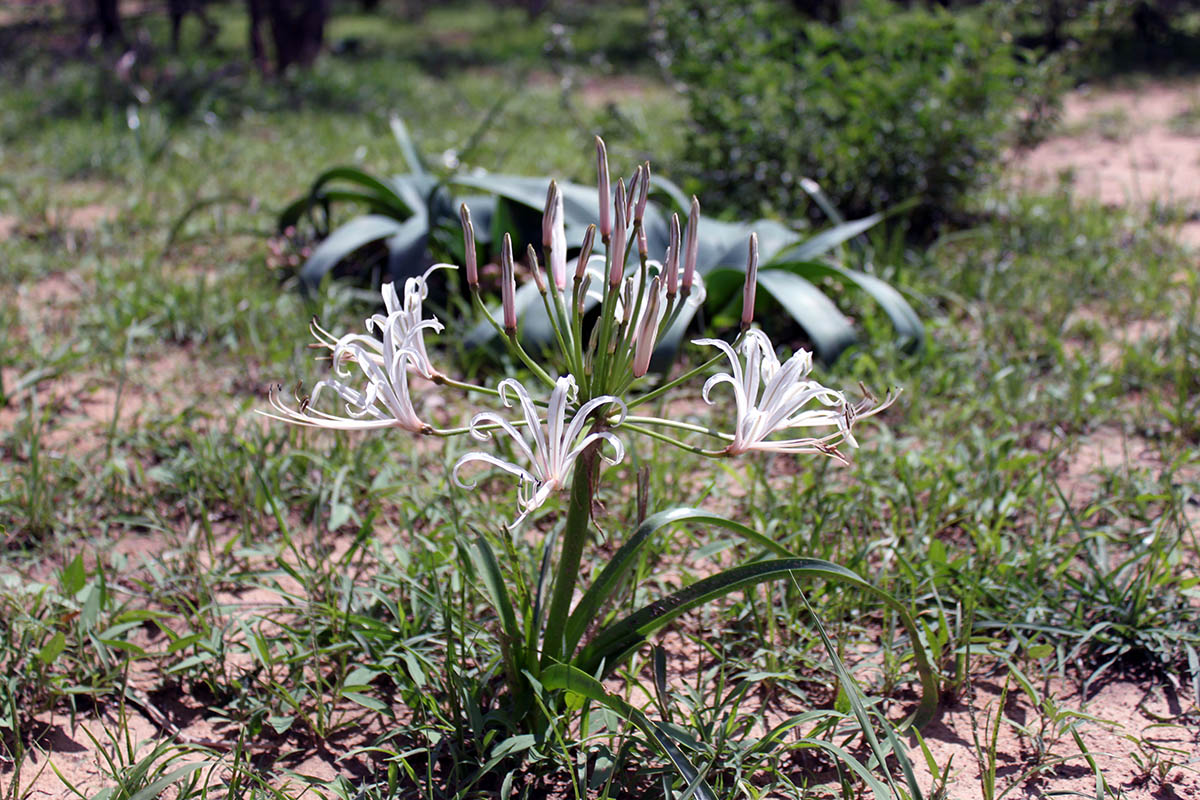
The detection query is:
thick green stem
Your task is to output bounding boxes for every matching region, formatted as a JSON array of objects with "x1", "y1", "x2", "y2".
[{"x1": 541, "y1": 439, "x2": 600, "y2": 667}]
